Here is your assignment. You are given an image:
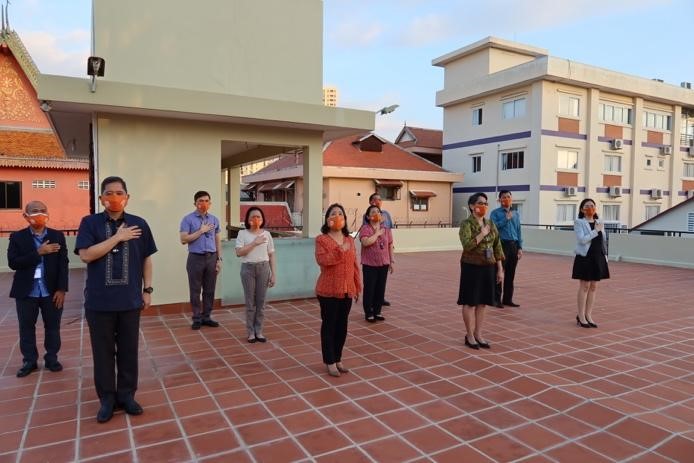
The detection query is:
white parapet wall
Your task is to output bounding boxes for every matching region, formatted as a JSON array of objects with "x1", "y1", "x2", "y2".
[{"x1": 608, "y1": 233, "x2": 694, "y2": 269}]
